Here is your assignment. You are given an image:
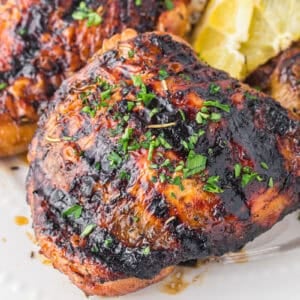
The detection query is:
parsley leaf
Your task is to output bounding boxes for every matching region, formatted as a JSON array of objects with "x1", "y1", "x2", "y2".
[
  {"x1": 209, "y1": 83, "x2": 221, "y2": 94},
  {"x1": 203, "y1": 176, "x2": 224, "y2": 193},
  {"x1": 165, "y1": 0, "x2": 174, "y2": 10},
  {"x1": 62, "y1": 204, "x2": 82, "y2": 219},
  {"x1": 260, "y1": 162, "x2": 269, "y2": 170},
  {"x1": 82, "y1": 106, "x2": 96, "y2": 118},
  {"x1": 72, "y1": 2, "x2": 102, "y2": 27},
  {"x1": 183, "y1": 151, "x2": 207, "y2": 178},
  {"x1": 268, "y1": 177, "x2": 274, "y2": 188},
  {"x1": 131, "y1": 75, "x2": 155, "y2": 106},
  {"x1": 234, "y1": 163, "x2": 242, "y2": 178},
  {"x1": 158, "y1": 69, "x2": 169, "y2": 80},
  {"x1": 81, "y1": 224, "x2": 96, "y2": 238},
  {"x1": 128, "y1": 49, "x2": 135, "y2": 58},
  {"x1": 0, "y1": 82, "x2": 7, "y2": 91},
  {"x1": 119, "y1": 127, "x2": 133, "y2": 152},
  {"x1": 108, "y1": 151, "x2": 122, "y2": 168},
  {"x1": 241, "y1": 173, "x2": 258, "y2": 187},
  {"x1": 203, "y1": 100, "x2": 230, "y2": 112},
  {"x1": 104, "y1": 237, "x2": 113, "y2": 248},
  {"x1": 142, "y1": 246, "x2": 151, "y2": 256},
  {"x1": 210, "y1": 112, "x2": 222, "y2": 122}
]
